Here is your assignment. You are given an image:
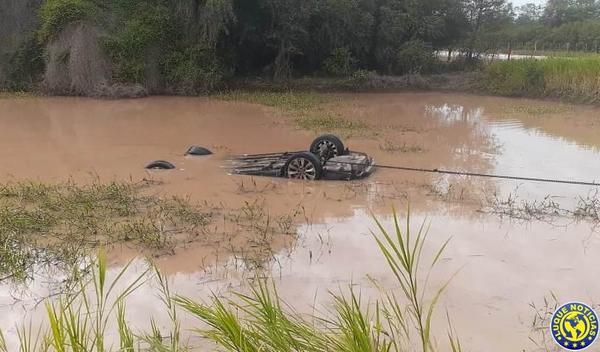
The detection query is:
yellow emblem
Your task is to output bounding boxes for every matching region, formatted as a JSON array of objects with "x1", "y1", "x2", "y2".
[{"x1": 551, "y1": 302, "x2": 598, "y2": 350}]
